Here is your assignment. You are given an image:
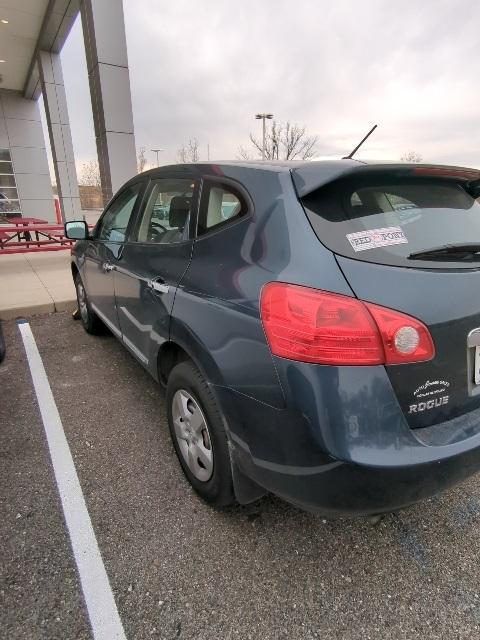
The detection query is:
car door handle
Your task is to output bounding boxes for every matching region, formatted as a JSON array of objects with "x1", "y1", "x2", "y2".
[
  {"x1": 147, "y1": 278, "x2": 169, "y2": 294},
  {"x1": 103, "y1": 261, "x2": 114, "y2": 272}
]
